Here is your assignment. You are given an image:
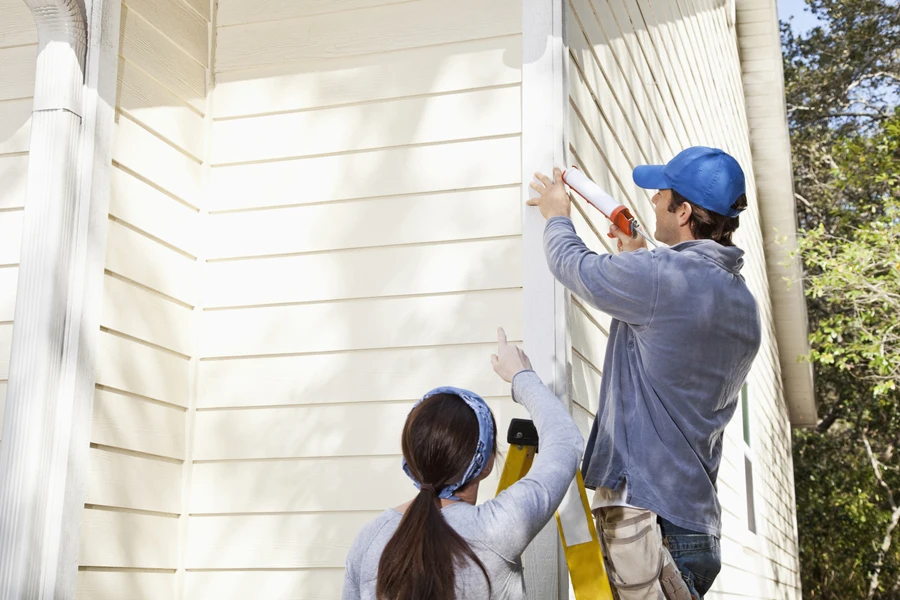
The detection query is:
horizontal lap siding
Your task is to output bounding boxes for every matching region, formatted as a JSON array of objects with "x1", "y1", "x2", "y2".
[
  {"x1": 0, "y1": 0, "x2": 34, "y2": 451},
  {"x1": 204, "y1": 188, "x2": 521, "y2": 260},
  {"x1": 214, "y1": 0, "x2": 520, "y2": 71},
  {"x1": 198, "y1": 343, "x2": 513, "y2": 409},
  {"x1": 185, "y1": 571, "x2": 344, "y2": 600},
  {"x1": 80, "y1": 0, "x2": 209, "y2": 598},
  {"x1": 565, "y1": 0, "x2": 800, "y2": 596},
  {"x1": 210, "y1": 86, "x2": 521, "y2": 165},
  {"x1": 208, "y1": 136, "x2": 521, "y2": 212},
  {"x1": 193, "y1": 1, "x2": 523, "y2": 597}
]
